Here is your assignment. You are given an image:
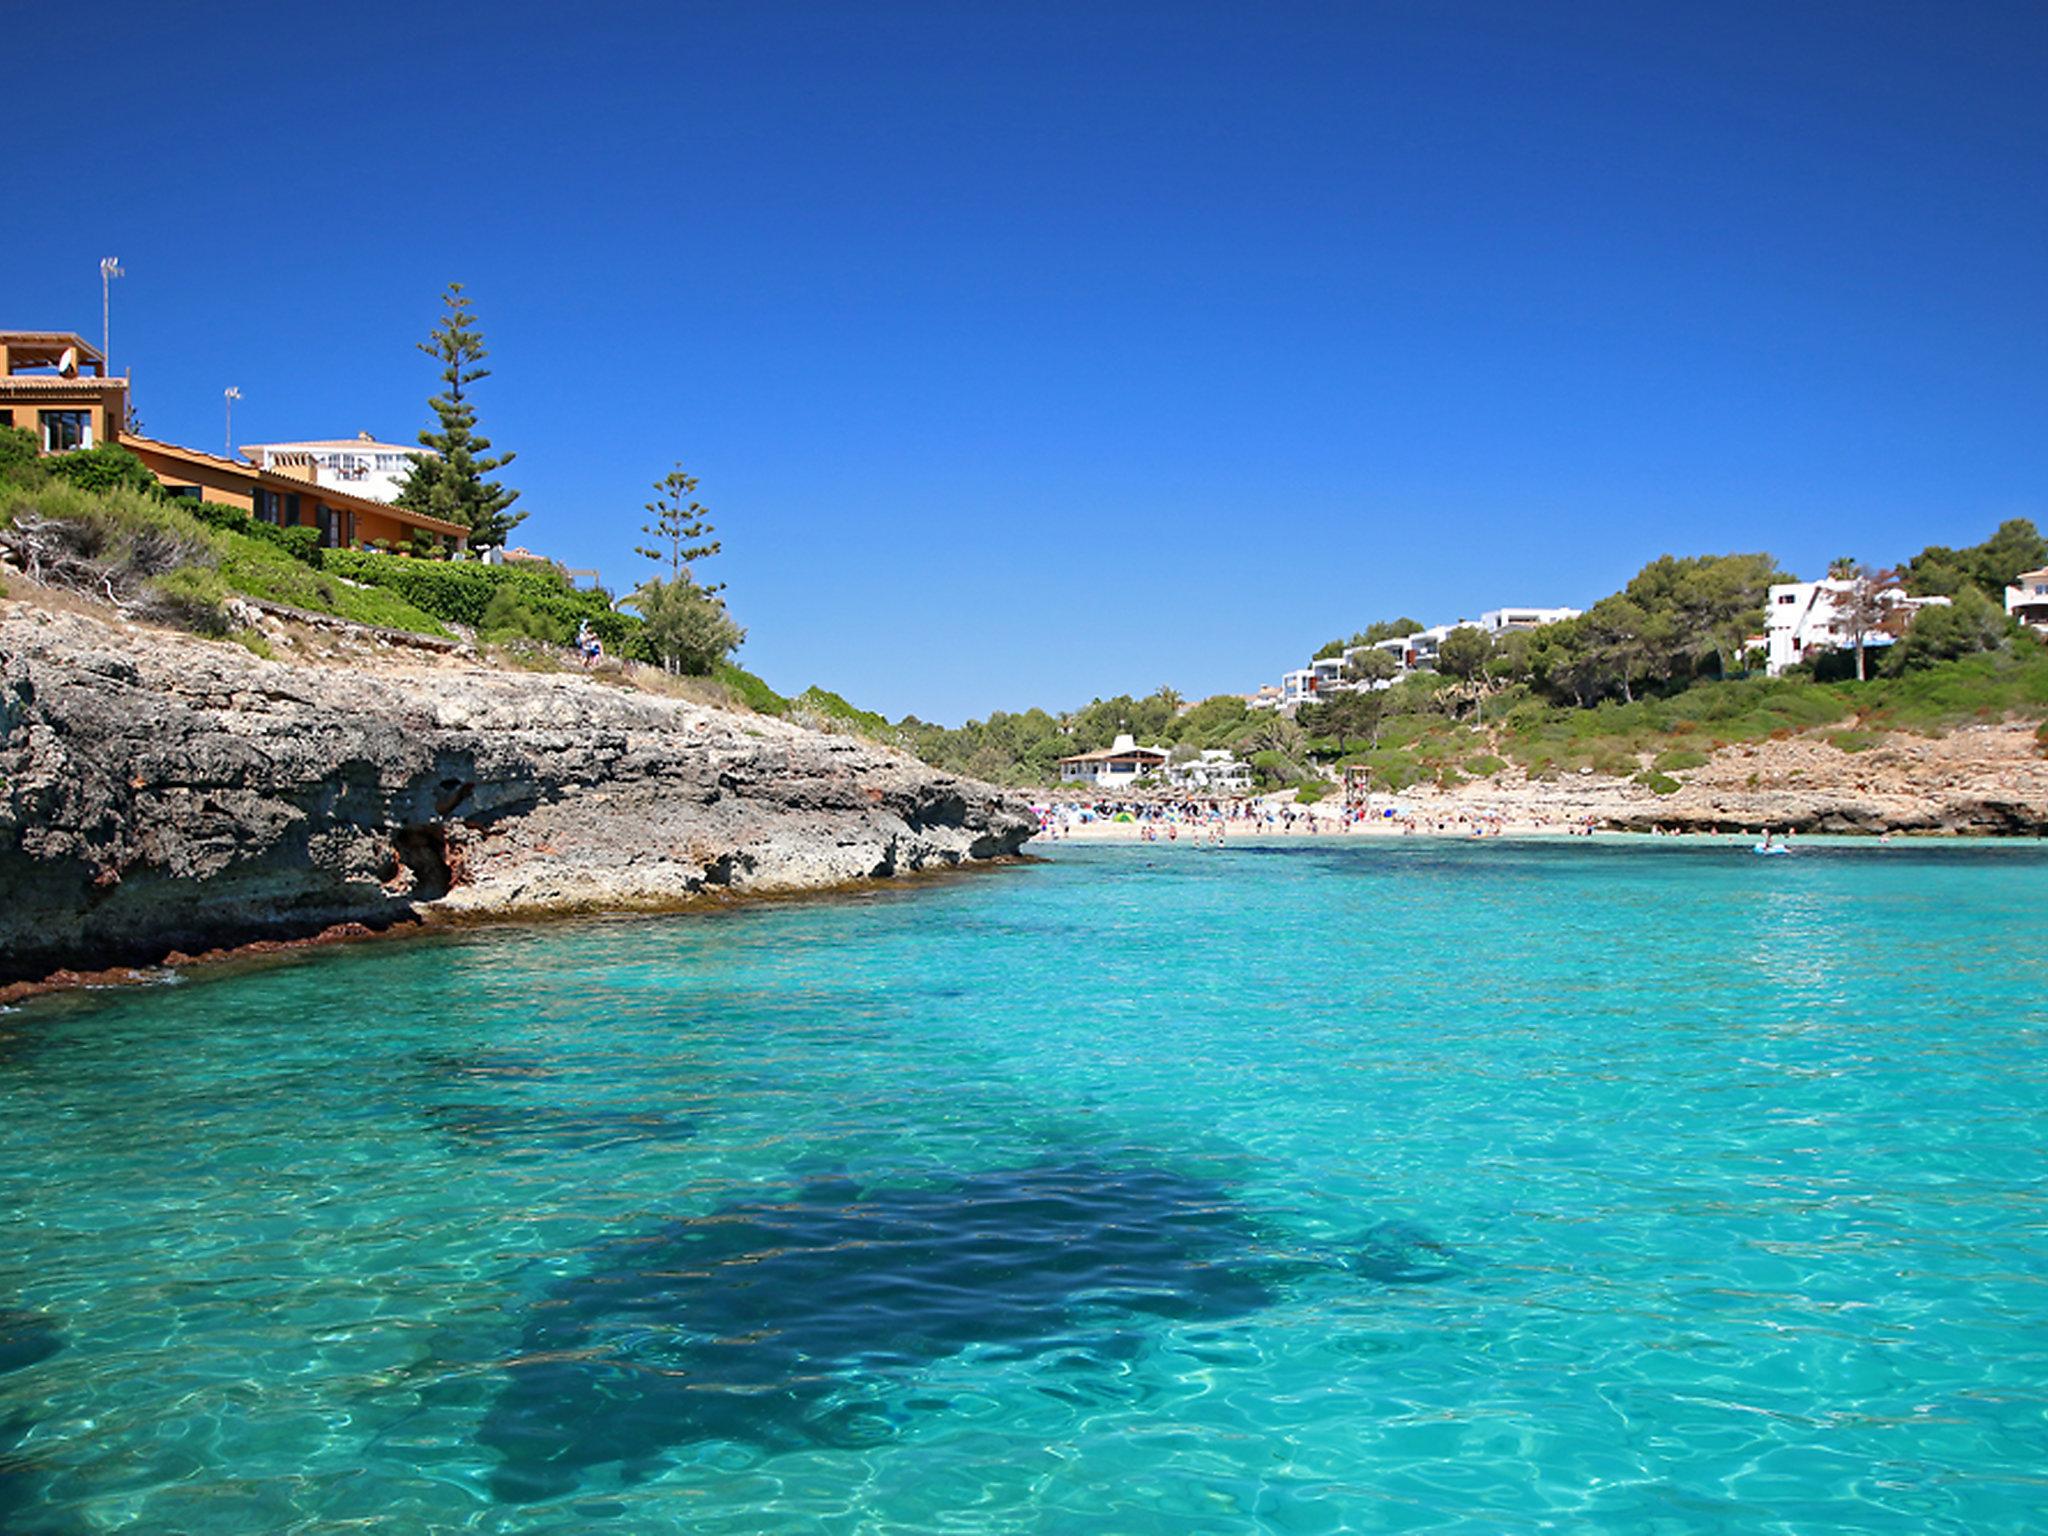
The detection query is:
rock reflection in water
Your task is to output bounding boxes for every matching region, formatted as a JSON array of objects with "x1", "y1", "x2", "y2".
[{"x1": 479, "y1": 1160, "x2": 1272, "y2": 1502}]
